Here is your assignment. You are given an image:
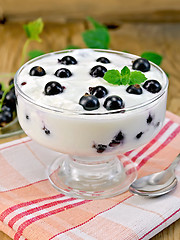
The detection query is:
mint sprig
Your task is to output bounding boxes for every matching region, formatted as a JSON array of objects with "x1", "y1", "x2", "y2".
[
  {"x1": 23, "y1": 18, "x2": 44, "y2": 42},
  {"x1": 103, "y1": 66, "x2": 147, "y2": 86},
  {"x1": 141, "y1": 52, "x2": 163, "y2": 66},
  {"x1": 28, "y1": 50, "x2": 45, "y2": 60},
  {"x1": 21, "y1": 18, "x2": 44, "y2": 65},
  {"x1": 82, "y1": 17, "x2": 110, "y2": 49}
]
